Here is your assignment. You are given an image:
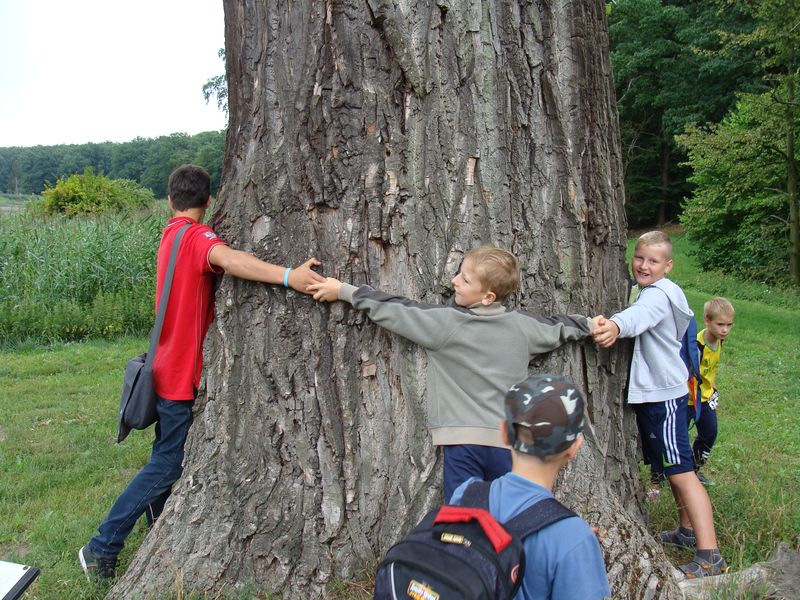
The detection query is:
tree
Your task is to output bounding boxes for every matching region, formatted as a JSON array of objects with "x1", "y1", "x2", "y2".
[
  {"x1": 608, "y1": 0, "x2": 762, "y2": 227},
  {"x1": 678, "y1": 91, "x2": 796, "y2": 283},
  {"x1": 110, "y1": 137, "x2": 151, "y2": 182},
  {"x1": 138, "y1": 133, "x2": 196, "y2": 198},
  {"x1": 203, "y1": 48, "x2": 229, "y2": 115},
  {"x1": 1, "y1": 133, "x2": 226, "y2": 198},
  {"x1": 723, "y1": 0, "x2": 800, "y2": 284},
  {"x1": 4, "y1": 157, "x2": 23, "y2": 195},
  {"x1": 40, "y1": 167, "x2": 154, "y2": 215},
  {"x1": 679, "y1": 0, "x2": 800, "y2": 285},
  {"x1": 191, "y1": 130, "x2": 226, "y2": 195},
  {"x1": 109, "y1": 1, "x2": 681, "y2": 597}
]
